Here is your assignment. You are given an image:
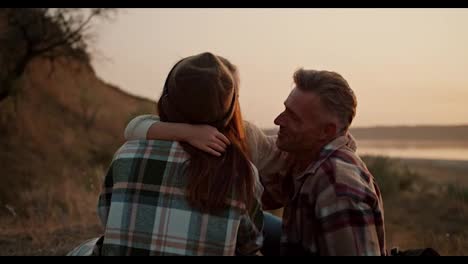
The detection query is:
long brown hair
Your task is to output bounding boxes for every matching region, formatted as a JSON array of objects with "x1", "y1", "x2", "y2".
[{"x1": 158, "y1": 55, "x2": 255, "y2": 214}]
